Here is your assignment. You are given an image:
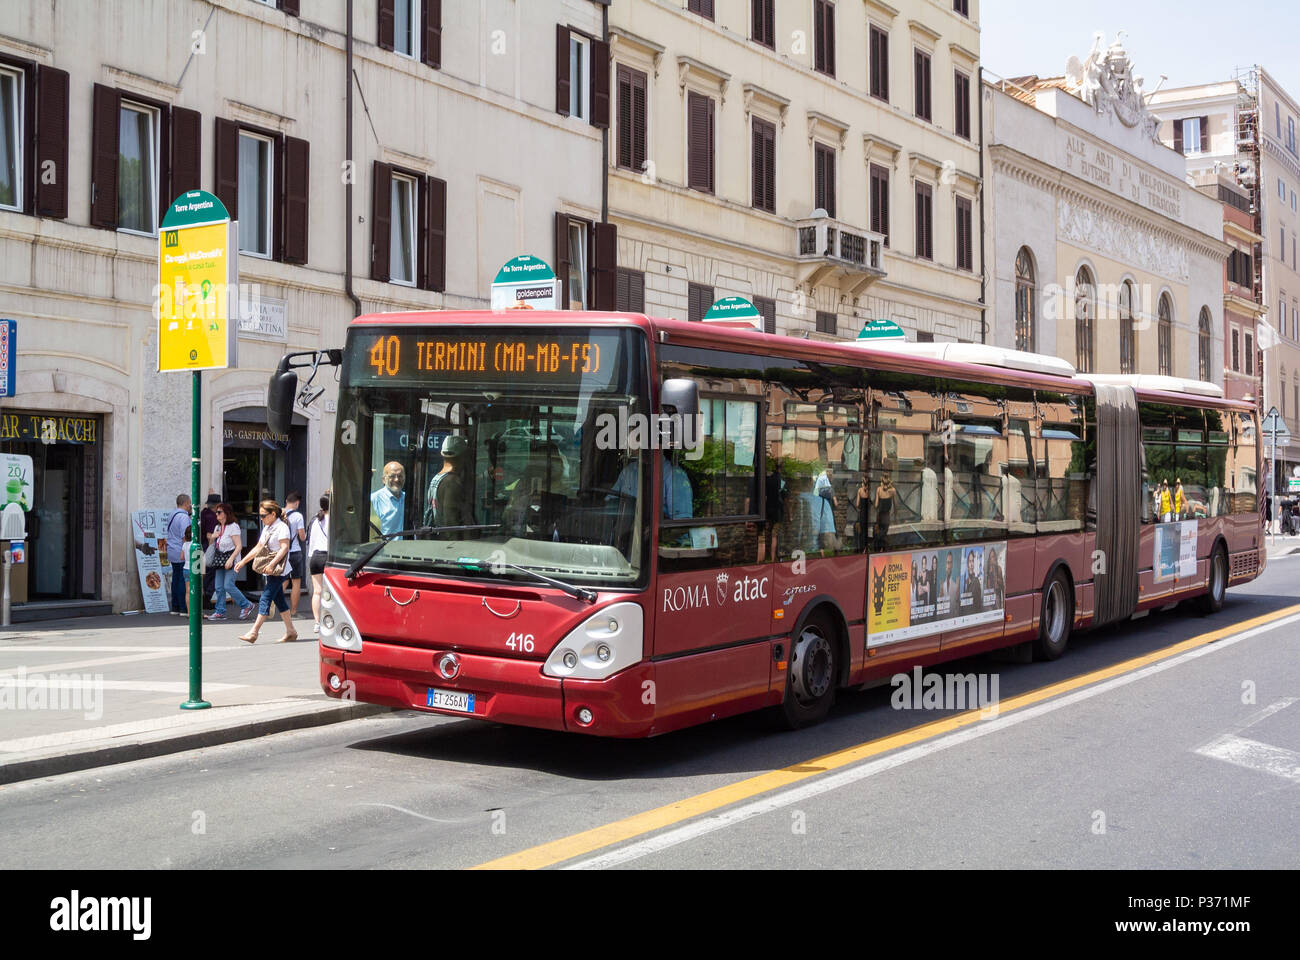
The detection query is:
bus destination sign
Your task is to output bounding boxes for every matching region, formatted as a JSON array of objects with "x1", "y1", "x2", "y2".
[{"x1": 350, "y1": 329, "x2": 619, "y2": 386}]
